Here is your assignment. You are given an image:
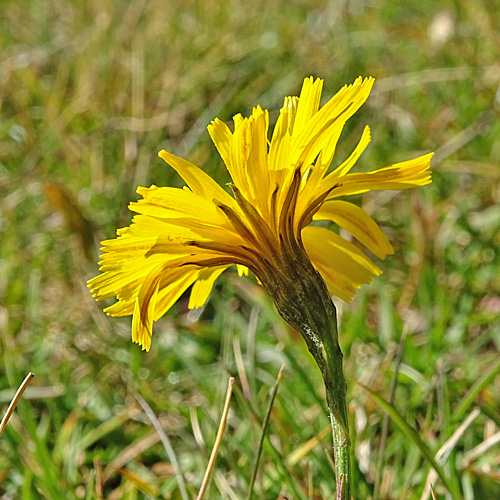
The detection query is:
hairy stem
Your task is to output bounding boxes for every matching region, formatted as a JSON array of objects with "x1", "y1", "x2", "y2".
[
  {"x1": 299, "y1": 296, "x2": 350, "y2": 500},
  {"x1": 263, "y1": 254, "x2": 351, "y2": 499}
]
